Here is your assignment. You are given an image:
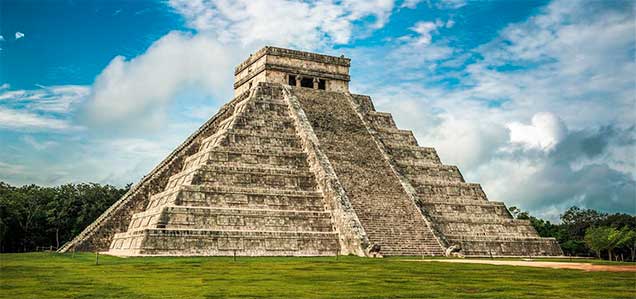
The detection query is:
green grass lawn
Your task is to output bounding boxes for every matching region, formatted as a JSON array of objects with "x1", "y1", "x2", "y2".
[{"x1": 1, "y1": 253, "x2": 634, "y2": 299}]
